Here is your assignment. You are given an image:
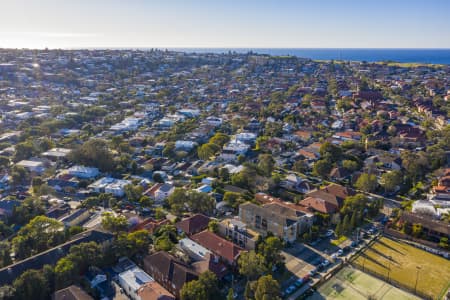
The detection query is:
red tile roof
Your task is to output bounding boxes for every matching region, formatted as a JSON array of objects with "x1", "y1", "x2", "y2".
[
  {"x1": 299, "y1": 196, "x2": 338, "y2": 214},
  {"x1": 175, "y1": 214, "x2": 210, "y2": 236},
  {"x1": 191, "y1": 231, "x2": 243, "y2": 264}
]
